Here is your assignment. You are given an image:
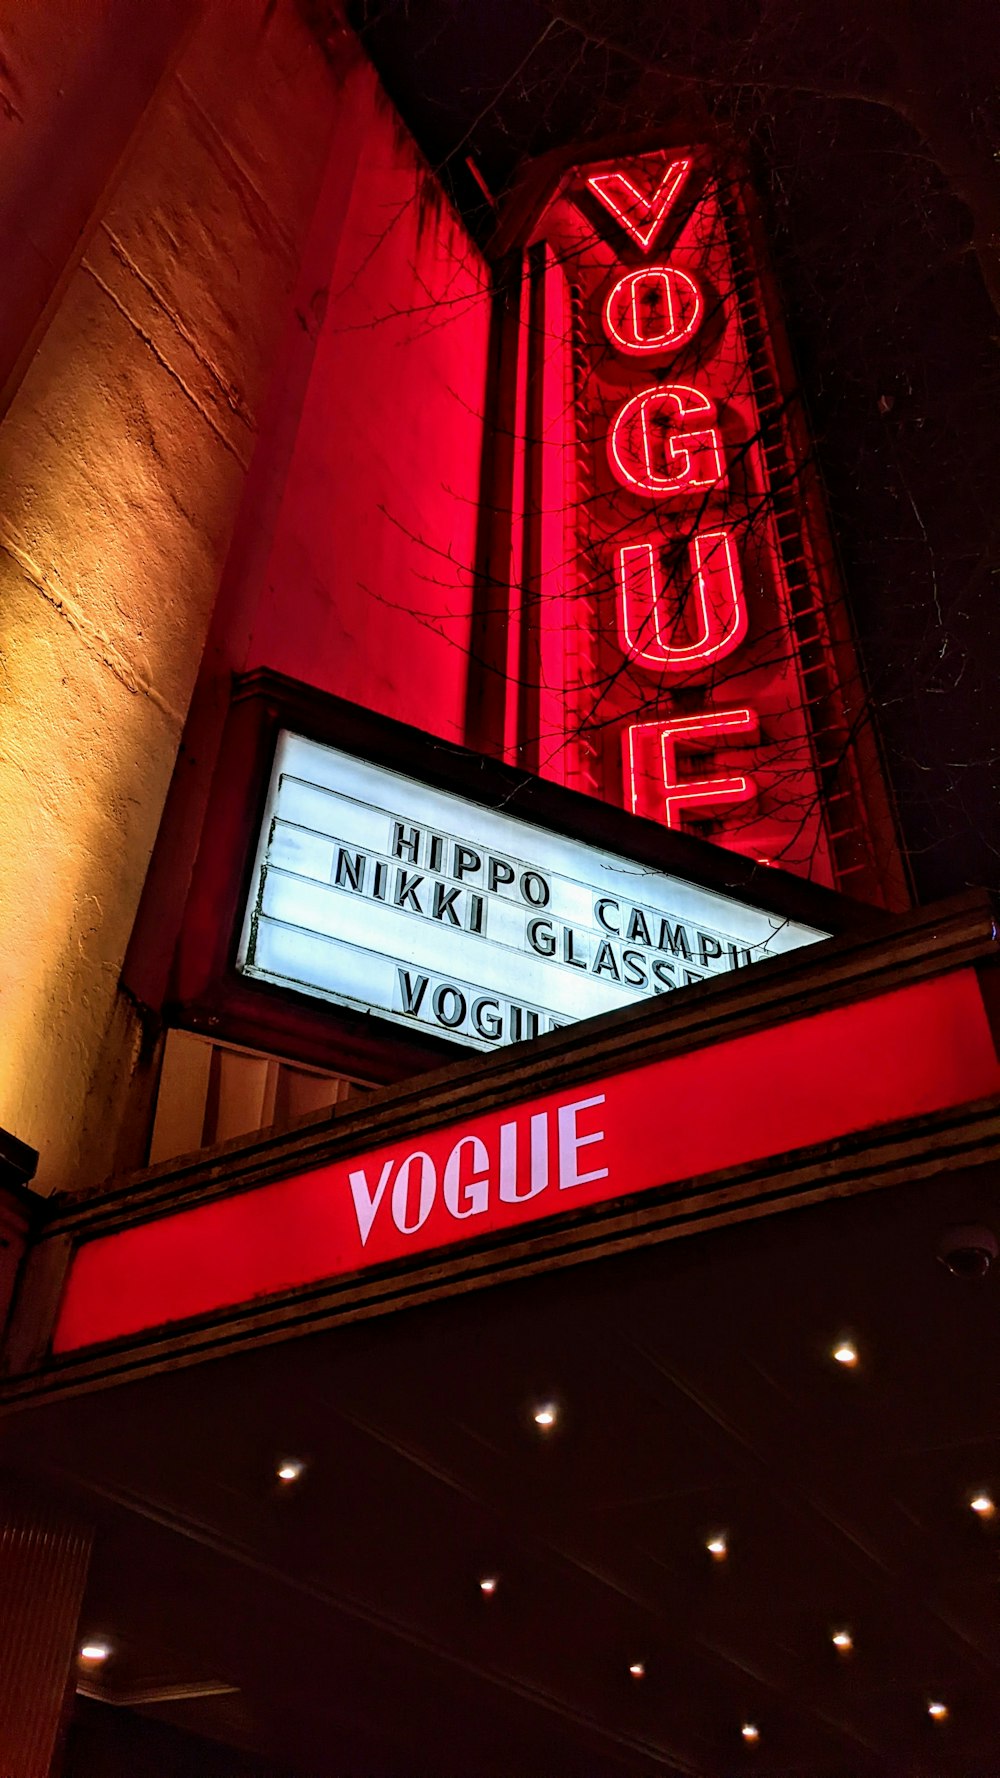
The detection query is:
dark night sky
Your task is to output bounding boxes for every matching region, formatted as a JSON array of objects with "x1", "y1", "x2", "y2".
[{"x1": 347, "y1": 0, "x2": 1000, "y2": 902}]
